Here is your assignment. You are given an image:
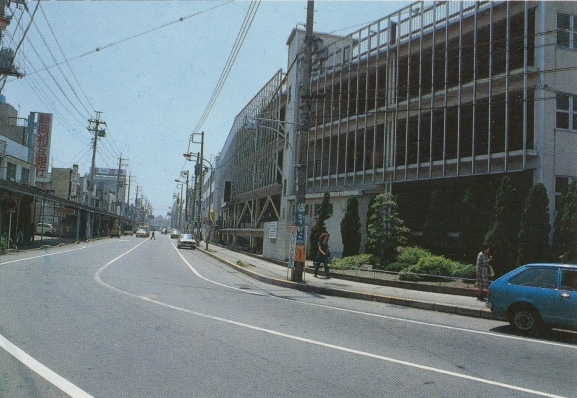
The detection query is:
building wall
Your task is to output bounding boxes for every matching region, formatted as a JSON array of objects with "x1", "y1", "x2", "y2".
[{"x1": 218, "y1": 1, "x2": 577, "y2": 261}]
